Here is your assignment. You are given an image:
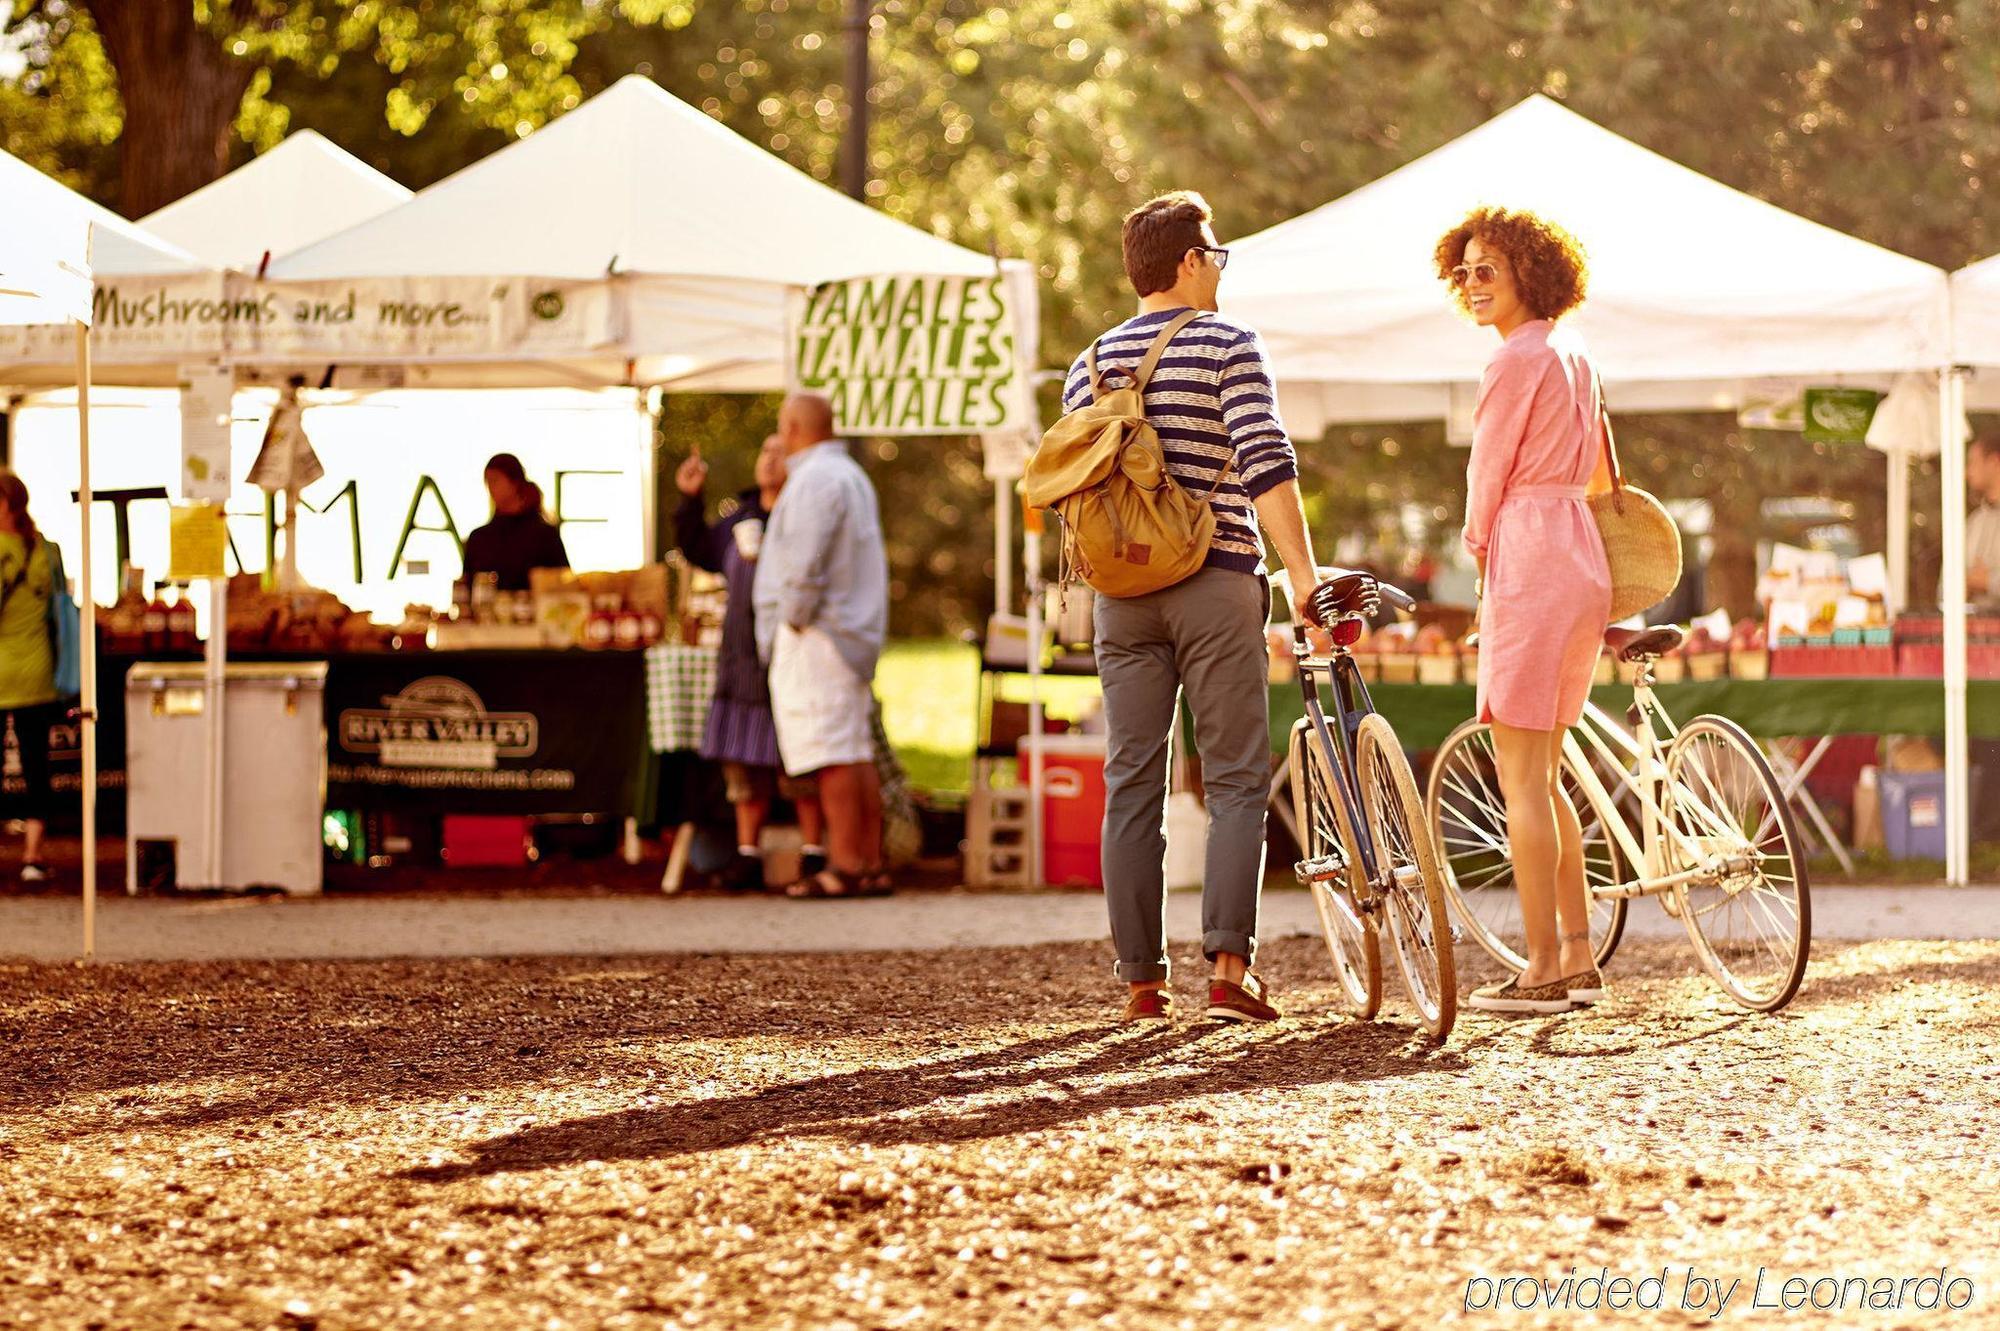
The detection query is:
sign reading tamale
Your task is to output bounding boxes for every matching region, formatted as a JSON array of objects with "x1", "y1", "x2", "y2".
[{"x1": 790, "y1": 274, "x2": 1022, "y2": 435}]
